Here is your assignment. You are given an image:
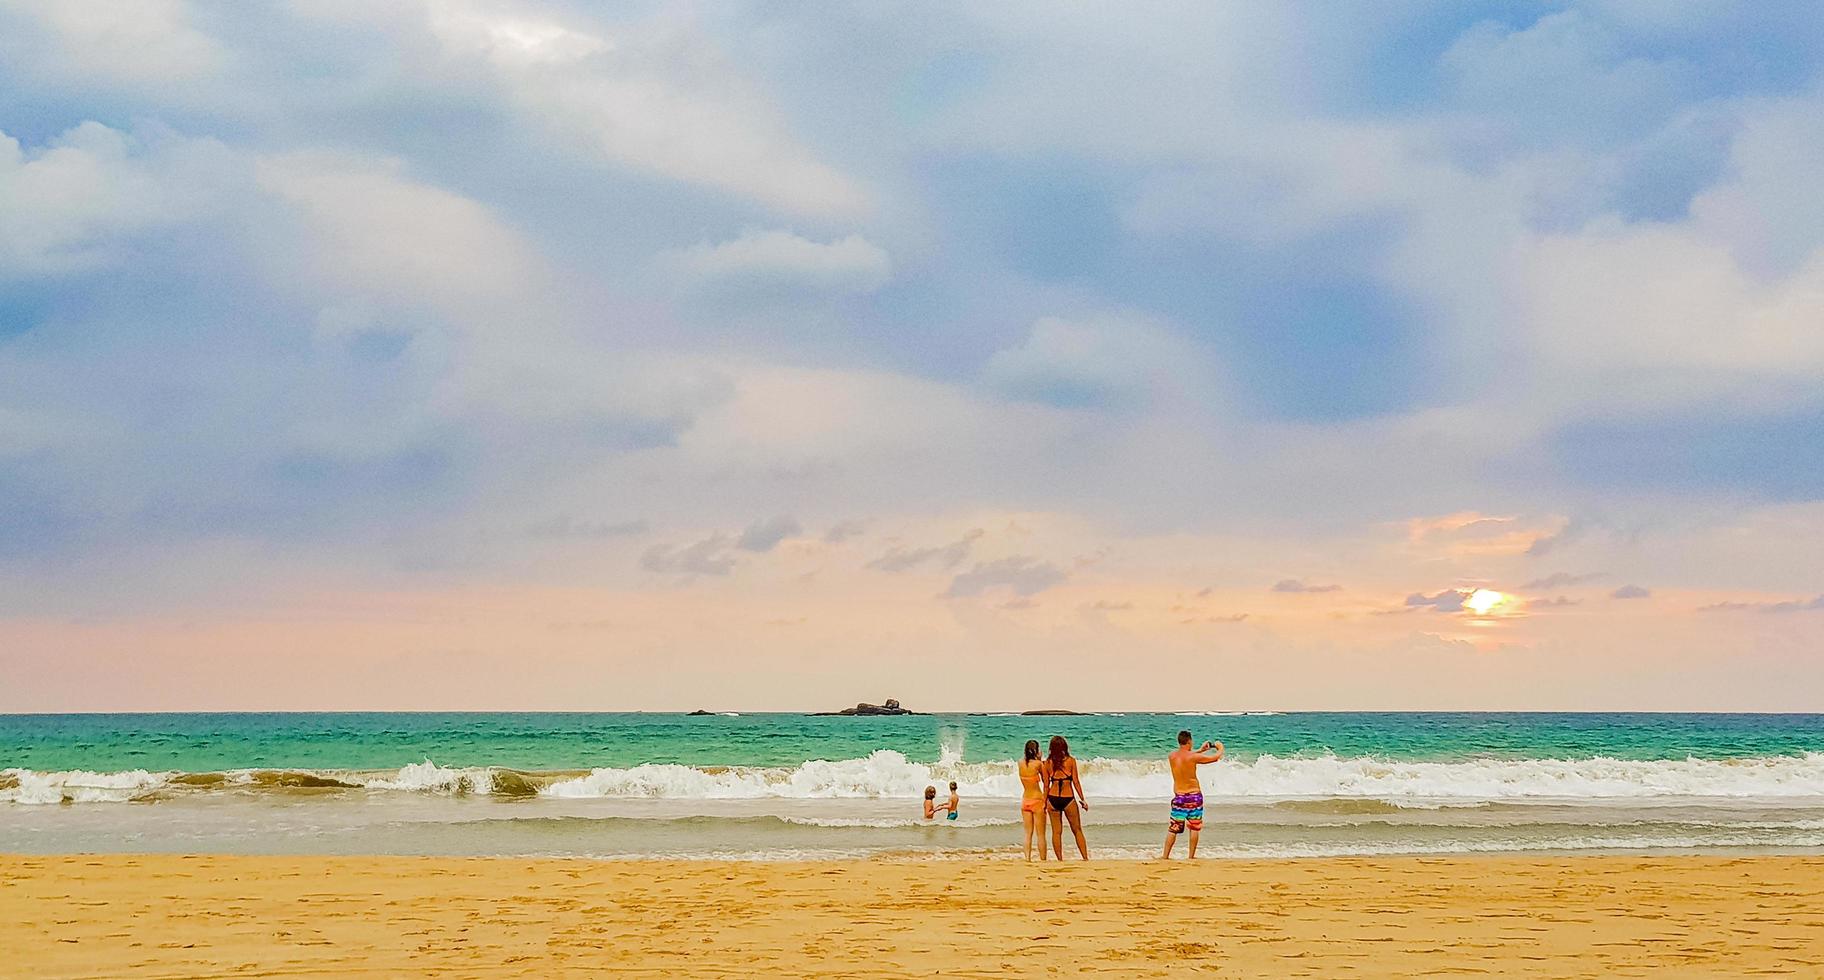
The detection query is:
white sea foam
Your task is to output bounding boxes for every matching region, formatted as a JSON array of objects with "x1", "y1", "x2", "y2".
[
  {"x1": 541, "y1": 750, "x2": 982, "y2": 800},
  {"x1": 9, "y1": 752, "x2": 1824, "y2": 806},
  {"x1": 1202, "y1": 752, "x2": 1824, "y2": 802},
  {"x1": 0, "y1": 767, "x2": 172, "y2": 805},
  {"x1": 538, "y1": 751, "x2": 1824, "y2": 802},
  {"x1": 937, "y1": 730, "x2": 966, "y2": 769},
  {"x1": 362, "y1": 760, "x2": 496, "y2": 794}
]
